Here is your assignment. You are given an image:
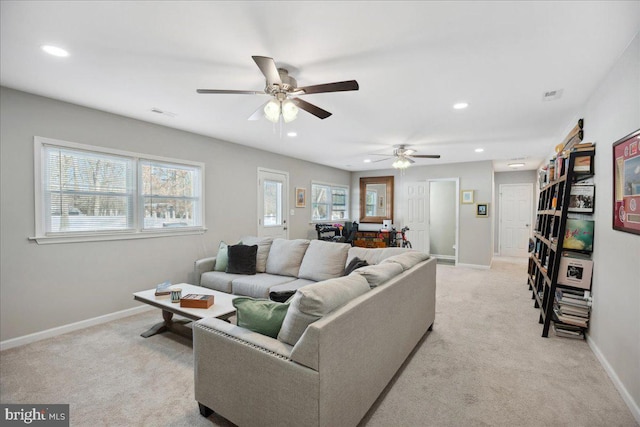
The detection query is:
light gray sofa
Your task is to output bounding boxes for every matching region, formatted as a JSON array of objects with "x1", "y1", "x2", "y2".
[{"x1": 192, "y1": 237, "x2": 437, "y2": 427}]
